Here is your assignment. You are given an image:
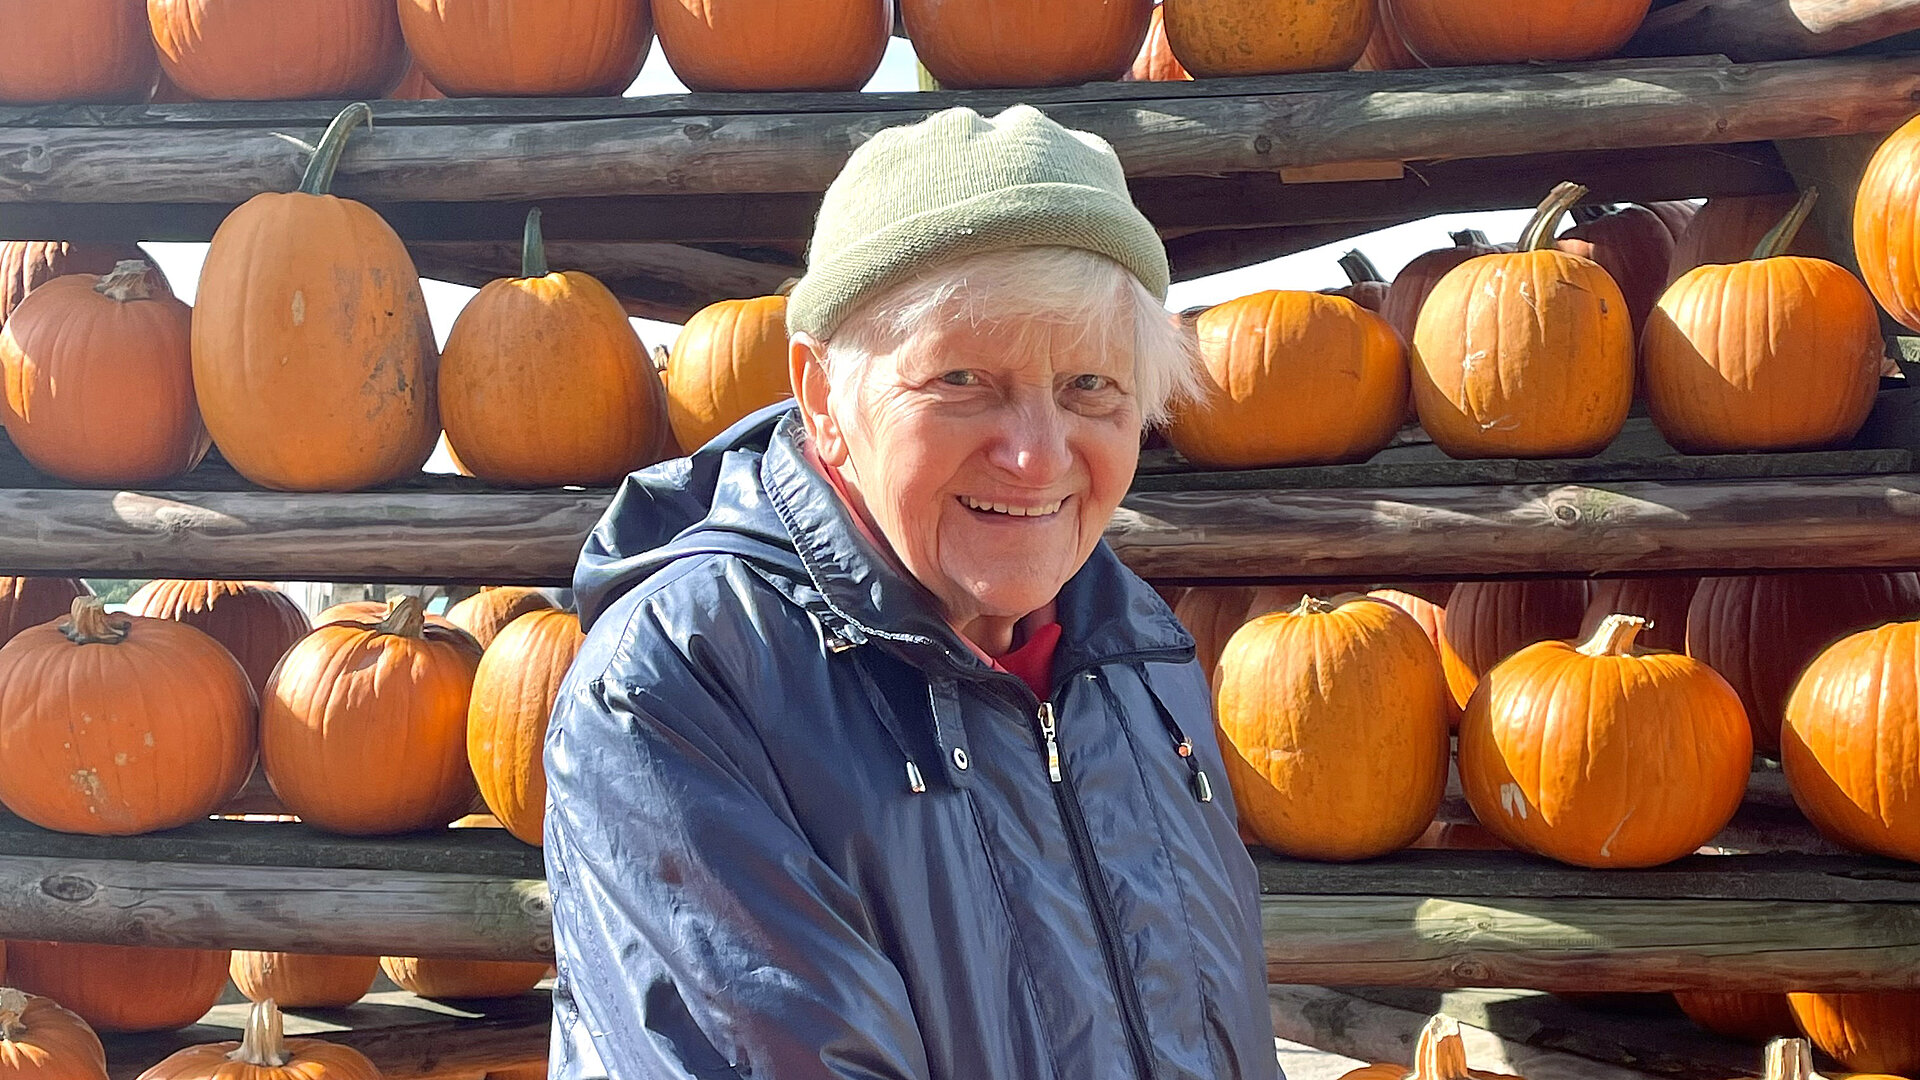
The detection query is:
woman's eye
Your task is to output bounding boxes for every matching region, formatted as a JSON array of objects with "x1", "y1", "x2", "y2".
[
  {"x1": 1070, "y1": 374, "x2": 1111, "y2": 392},
  {"x1": 939, "y1": 370, "x2": 979, "y2": 387}
]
